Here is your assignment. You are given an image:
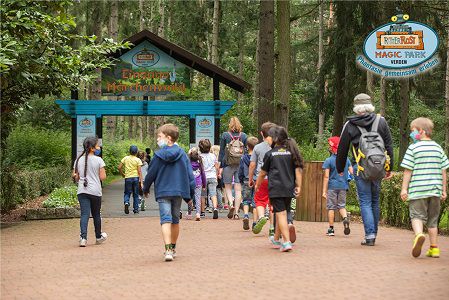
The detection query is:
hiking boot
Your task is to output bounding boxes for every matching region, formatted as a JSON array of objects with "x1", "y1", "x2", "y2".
[
  {"x1": 280, "y1": 241, "x2": 293, "y2": 252},
  {"x1": 412, "y1": 233, "x2": 425, "y2": 258},
  {"x1": 79, "y1": 238, "x2": 87, "y2": 247},
  {"x1": 288, "y1": 224, "x2": 297, "y2": 243},
  {"x1": 252, "y1": 217, "x2": 268, "y2": 234},
  {"x1": 361, "y1": 238, "x2": 375, "y2": 246},
  {"x1": 343, "y1": 217, "x2": 351, "y2": 235},
  {"x1": 96, "y1": 232, "x2": 108, "y2": 245},
  {"x1": 327, "y1": 228, "x2": 335, "y2": 236},
  {"x1": 164, "y1": 250, "x2": 173, "y2": 262},
  {"x1": 124, "y1": 203, "x2": 130, "y2": 214},
  {"x1": 425, "y1": 247, "x2": 440, "y2": 258},
  {"x1": 213, "y1": 209, "x2": 219, "y2": 219},
  {"x1": 243, "y1": 217, "x2": 250, "y2": 230}
]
